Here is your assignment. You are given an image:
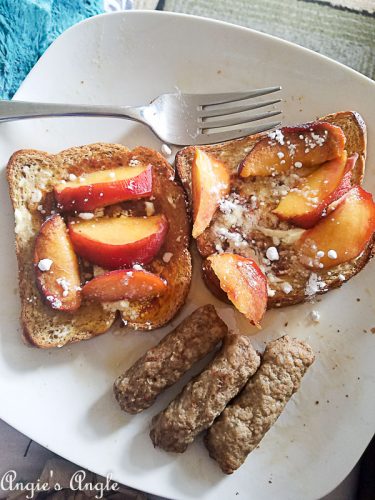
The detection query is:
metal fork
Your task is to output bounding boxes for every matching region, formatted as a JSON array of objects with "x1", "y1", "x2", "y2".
[{"x1": 0, "y1": 86, "x2": 281, "y2": 145}]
